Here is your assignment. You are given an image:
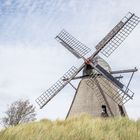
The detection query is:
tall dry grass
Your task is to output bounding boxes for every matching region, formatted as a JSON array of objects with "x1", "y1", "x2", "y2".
[{"x1": 0, "y1": 114, "x2": 140, "y2": 140}]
